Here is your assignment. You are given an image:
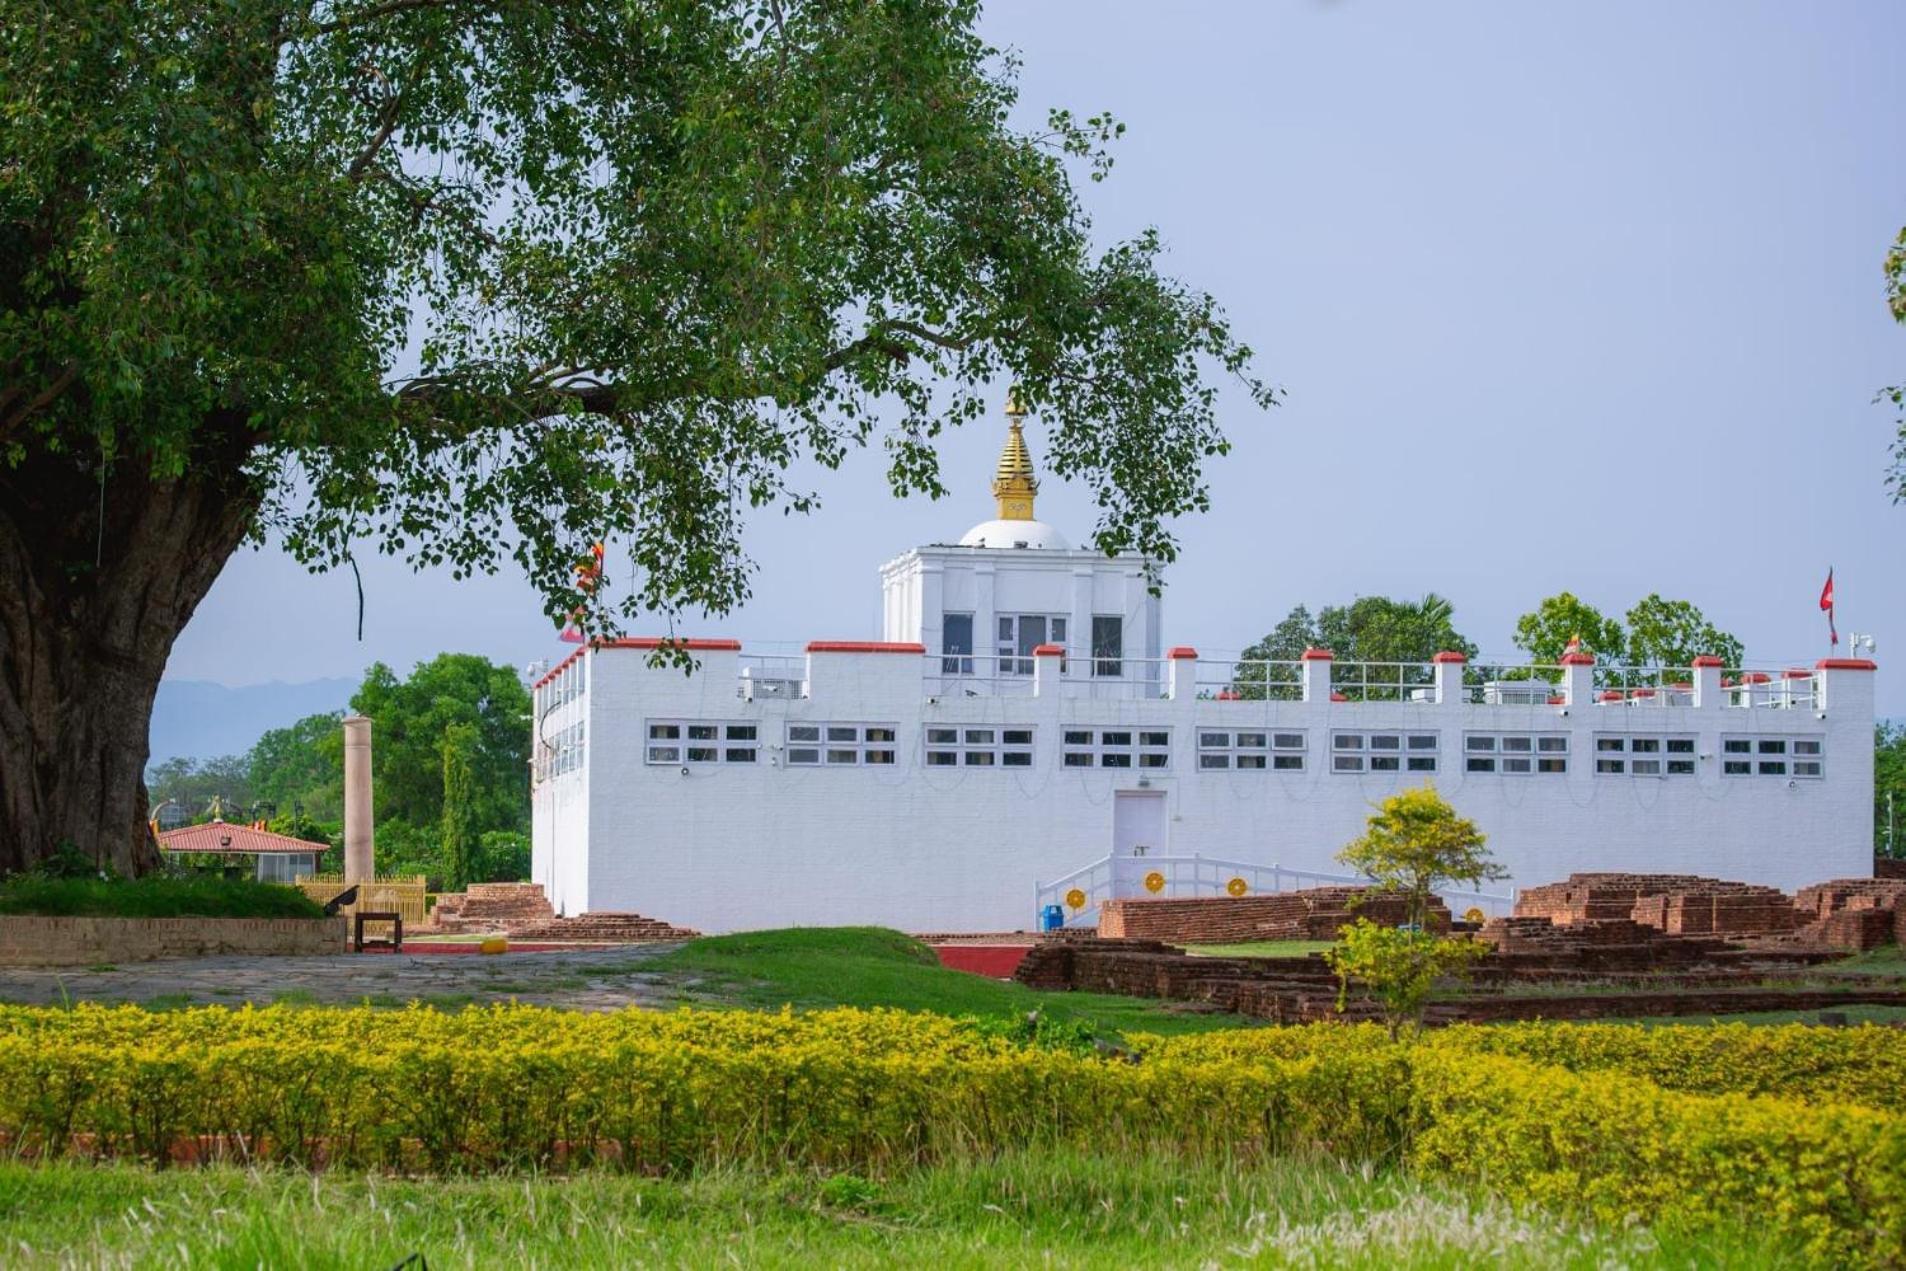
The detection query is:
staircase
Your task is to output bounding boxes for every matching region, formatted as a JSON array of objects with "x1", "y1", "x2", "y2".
[{"x1": 426, "y1": 883, "x2": 697, "y2": 943}]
